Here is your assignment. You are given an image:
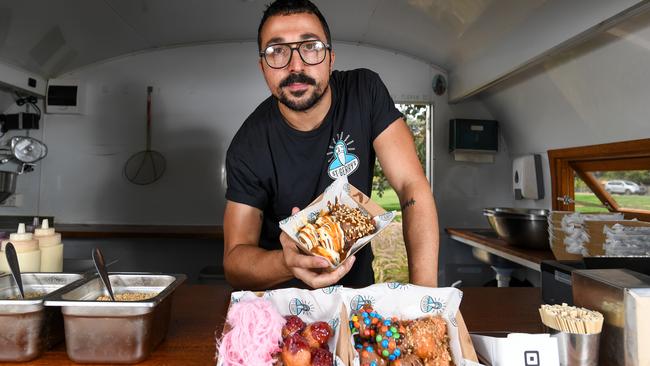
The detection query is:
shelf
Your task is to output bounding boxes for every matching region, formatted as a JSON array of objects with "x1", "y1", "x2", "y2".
[
  {"x1": 446, "y1": 228, "x2": 555, "y2": 271},
  {"x1": 57, "y1": 224, "x2": 224, "y2": 240}
]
